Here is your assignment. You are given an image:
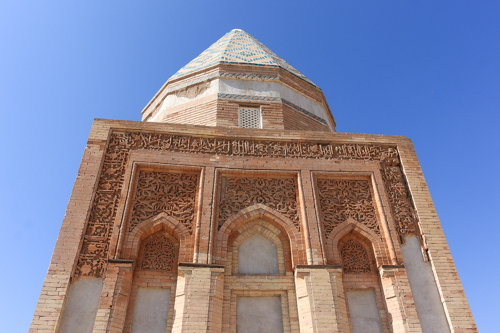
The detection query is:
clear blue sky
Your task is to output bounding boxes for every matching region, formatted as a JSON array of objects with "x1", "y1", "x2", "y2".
[{"x1": 1, "y1": 1, "x2": 498, "y2": 331}]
